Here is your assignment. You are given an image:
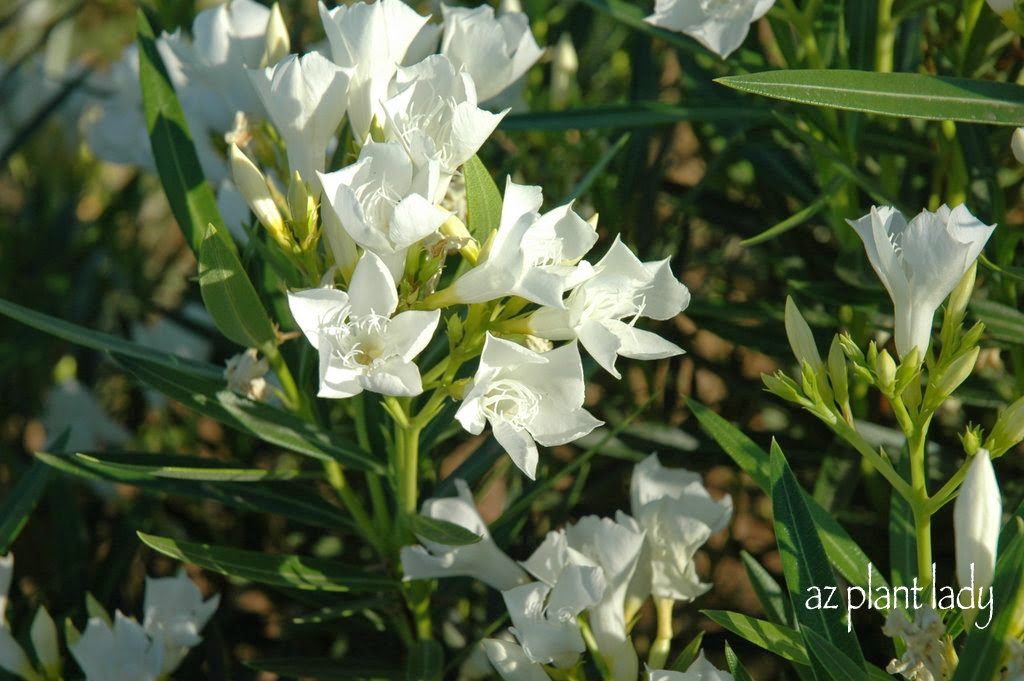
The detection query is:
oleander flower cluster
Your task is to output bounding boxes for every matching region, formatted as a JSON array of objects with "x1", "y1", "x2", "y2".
[
  {"x1": 401, "y1": 454, "x2": 734, "y2": 681},
  {"x1": 0, "y1": 554, "x2": 218, "y2": 681}
]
